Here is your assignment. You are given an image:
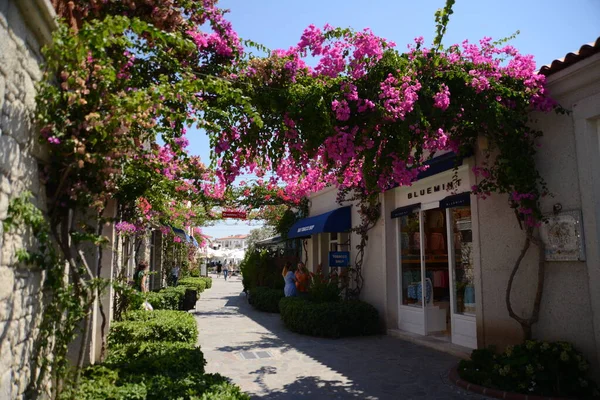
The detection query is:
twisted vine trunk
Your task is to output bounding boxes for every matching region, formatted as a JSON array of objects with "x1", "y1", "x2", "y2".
[
  {"x1": 505, "y1": 225, "x2": 547, "y2": 340},
  {"x1": 95, "y1": 207, "x2": 108, "y2": 360}
]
